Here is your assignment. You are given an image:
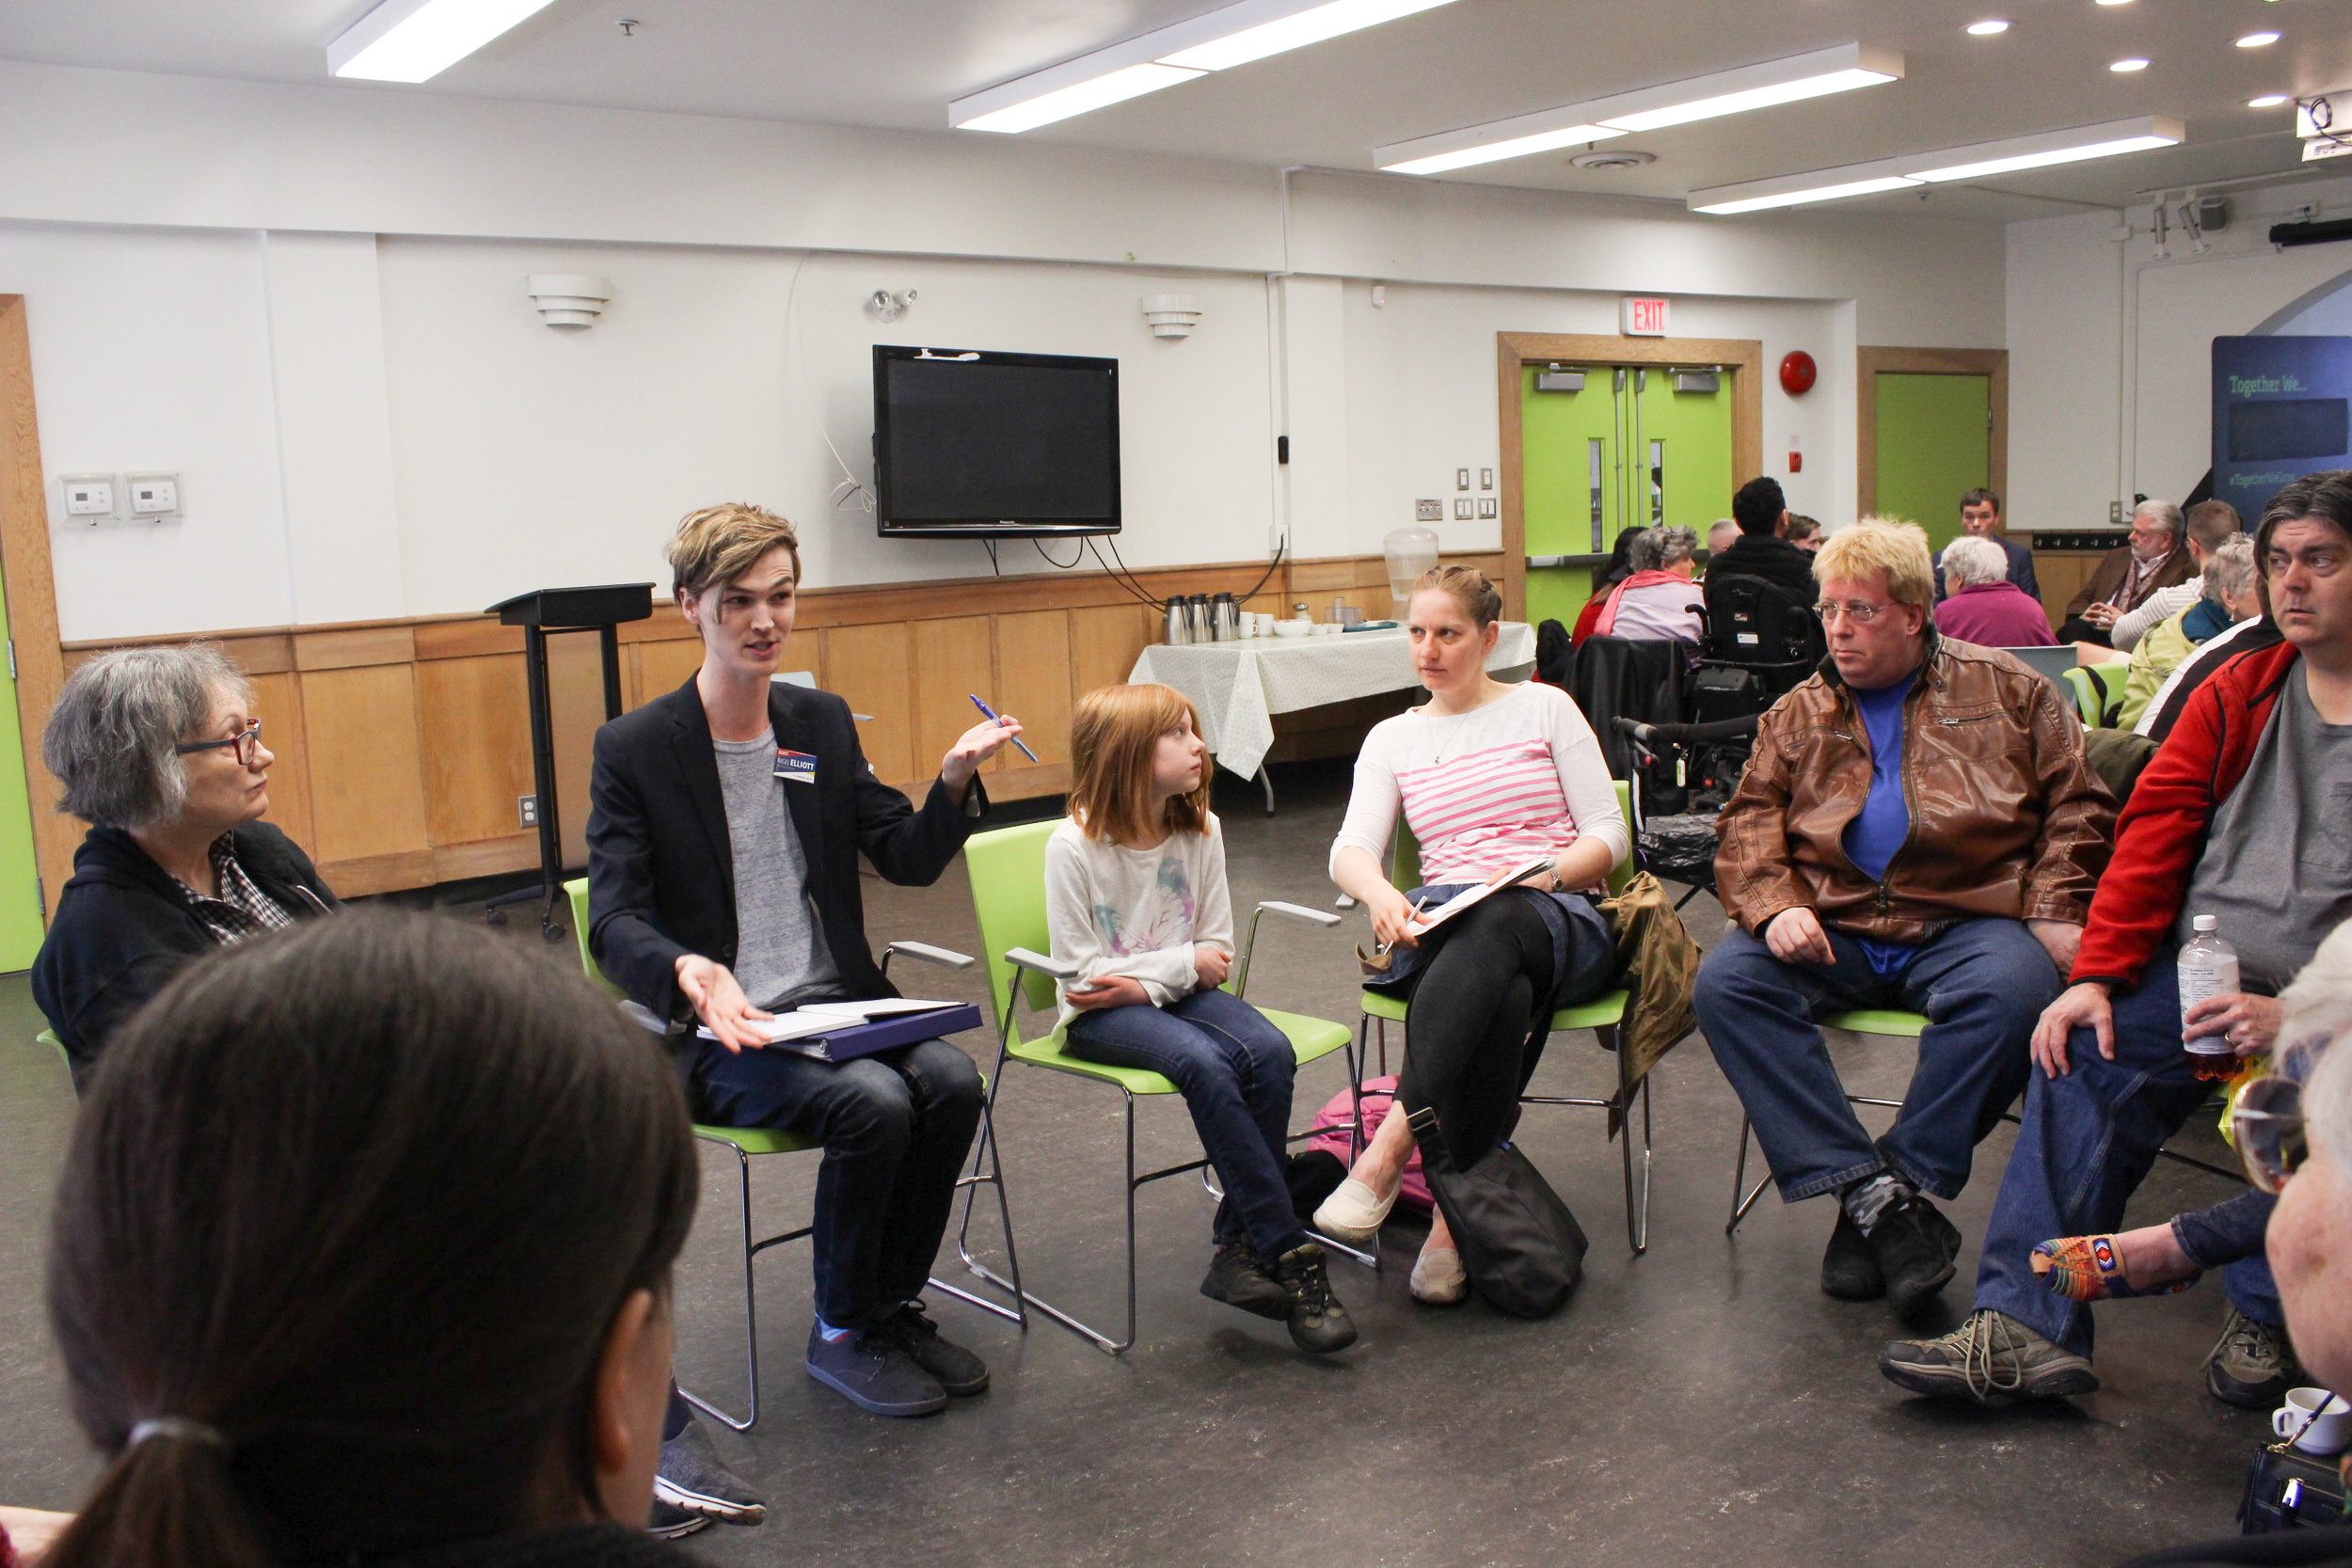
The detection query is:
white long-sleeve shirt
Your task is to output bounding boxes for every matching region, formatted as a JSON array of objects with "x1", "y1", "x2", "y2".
[
  {"x1": 2110, "y1": 580, "x2": 2199, "y2": 653},
  {"x1": 1044, "y1": 815, "x2": 1234, "y2": 1029},
  {"x1": 1329, "y1": 680, "x2": 1629, "y2": 888}
]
